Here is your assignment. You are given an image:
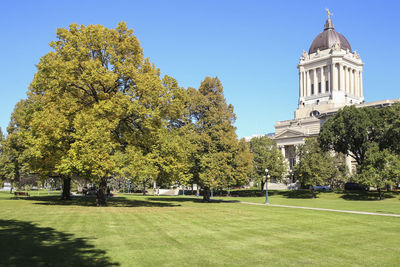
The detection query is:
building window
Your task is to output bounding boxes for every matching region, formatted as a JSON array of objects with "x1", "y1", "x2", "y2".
[
  {"x1": 311, "y1": 84, "x2": 314, "y2": 95},
  {"x1": 318, "y1": 82, "x2": 321, "y2": 93},
  {"x1": 310, "y1": 110, "x2": 320, "y2": 117},
  {"x1": 326, "y1": 81, "x2": 329, "y2": 92}
]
